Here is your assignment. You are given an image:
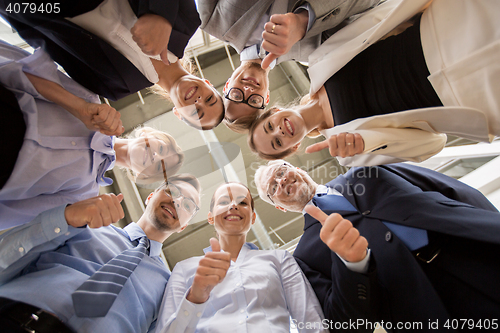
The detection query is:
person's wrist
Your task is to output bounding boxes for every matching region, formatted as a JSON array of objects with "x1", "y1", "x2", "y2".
[{"x1": 187, "y1": 289, "x2": 208, "y2": 304}]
